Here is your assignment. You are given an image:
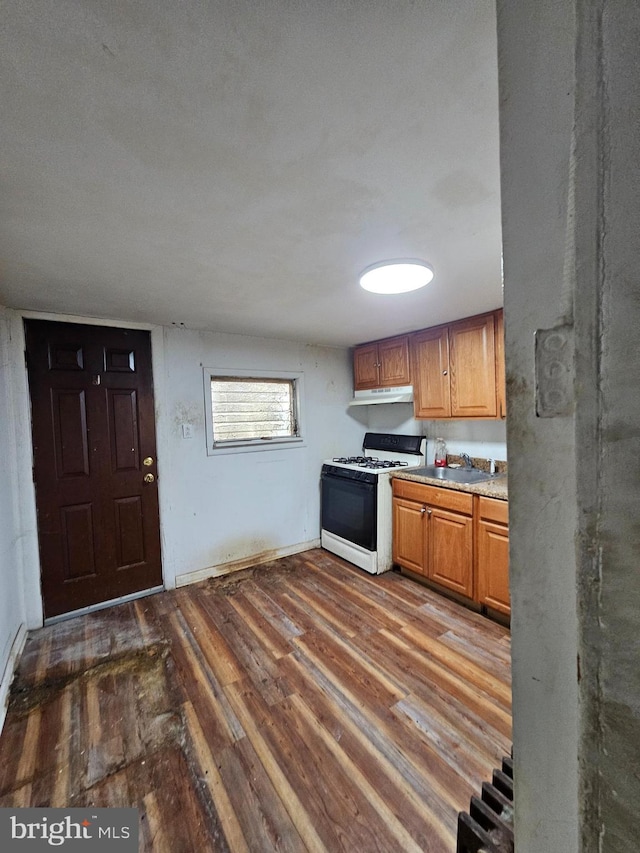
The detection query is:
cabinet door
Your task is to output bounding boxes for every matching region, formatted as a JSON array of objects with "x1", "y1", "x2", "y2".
[
  {"x1": 449, "y1": 313, "x2": 497, "y2": 417},
  {"x1": 378, "y1": 335, "x2": 411, "y2": 387},
  {"x1": 392, "y1": 497, "x2": 426, "y2": 575},
  {"x1": 495, "y1": 309, "x2": 506, "y2": 419},
  {"x1": 428, "y1": 507, "x2": 473, "y2": 597},
  {"x1": 477, "y1": 519, "x2": 510, "y2": 616},
  {"x1": 353, "y1": 343, "x2": 380, "y2": 390},
  {"x1": 411, "y1": 327, "x2": 451, "y2": 418}
]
